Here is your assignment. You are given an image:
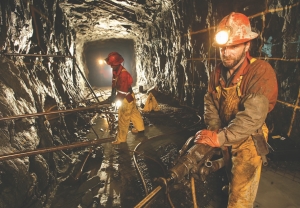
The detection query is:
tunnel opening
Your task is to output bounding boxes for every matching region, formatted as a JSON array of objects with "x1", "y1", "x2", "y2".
[{"x1": 83, "y1": 39, "x2": 136, "y2": 88}]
